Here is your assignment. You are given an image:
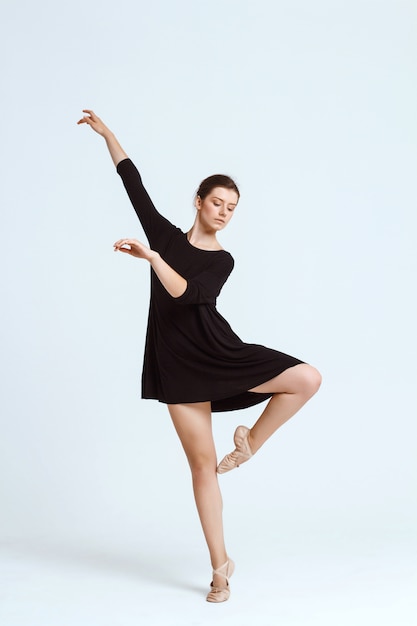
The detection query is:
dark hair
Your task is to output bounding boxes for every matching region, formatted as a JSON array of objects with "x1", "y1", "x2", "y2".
[{"x1": 196, "y1": 174, "x2": 240, "y2": 201}]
